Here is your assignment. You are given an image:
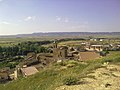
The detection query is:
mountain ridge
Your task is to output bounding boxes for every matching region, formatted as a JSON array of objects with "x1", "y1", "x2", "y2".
[{"x1": 0, "y1": 32, "x2": 120, "y2": 38}]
